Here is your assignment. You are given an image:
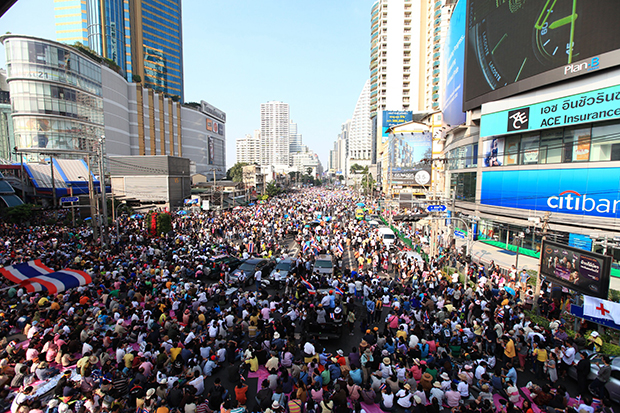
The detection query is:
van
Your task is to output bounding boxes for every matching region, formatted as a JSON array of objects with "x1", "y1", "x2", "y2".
[
  {"x1": 313, "y1": 254, "x2": 334, "y2": 276},
  {"x1": 377, "y1": 227, "x2": 396, "y2": 247}
]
